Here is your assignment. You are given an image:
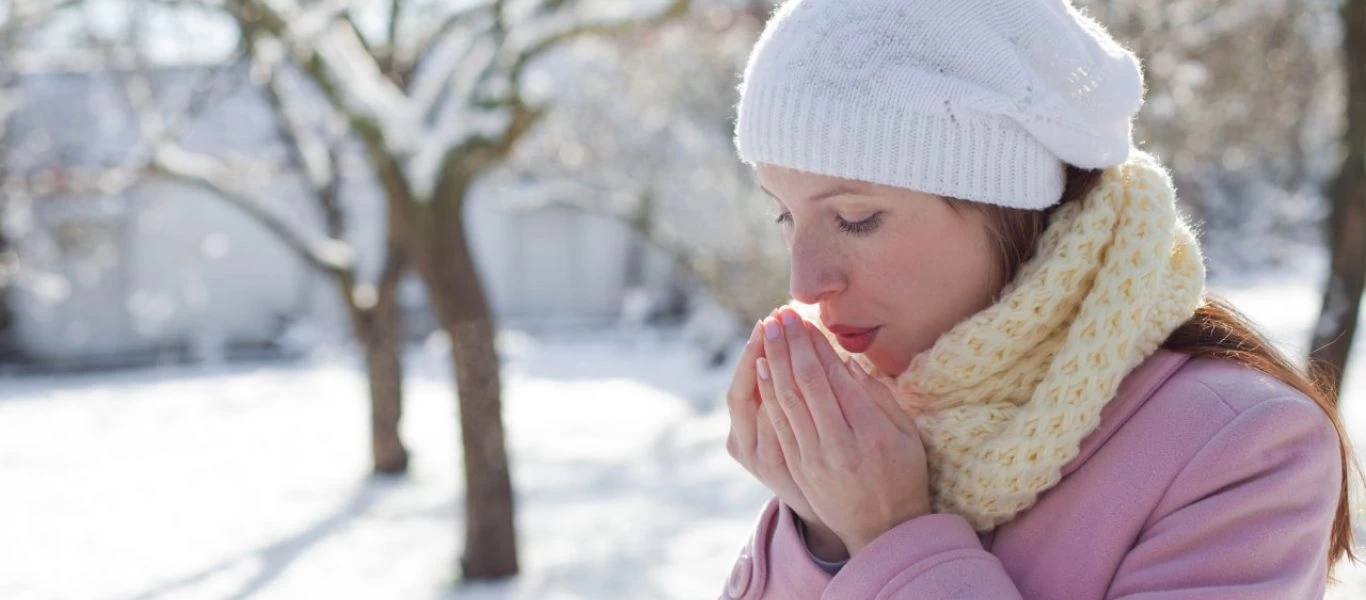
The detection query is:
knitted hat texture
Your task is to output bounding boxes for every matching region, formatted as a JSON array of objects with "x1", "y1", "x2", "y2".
[{"x1": 735, "y1": 0, "x2": 1146, "y2": 209}]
